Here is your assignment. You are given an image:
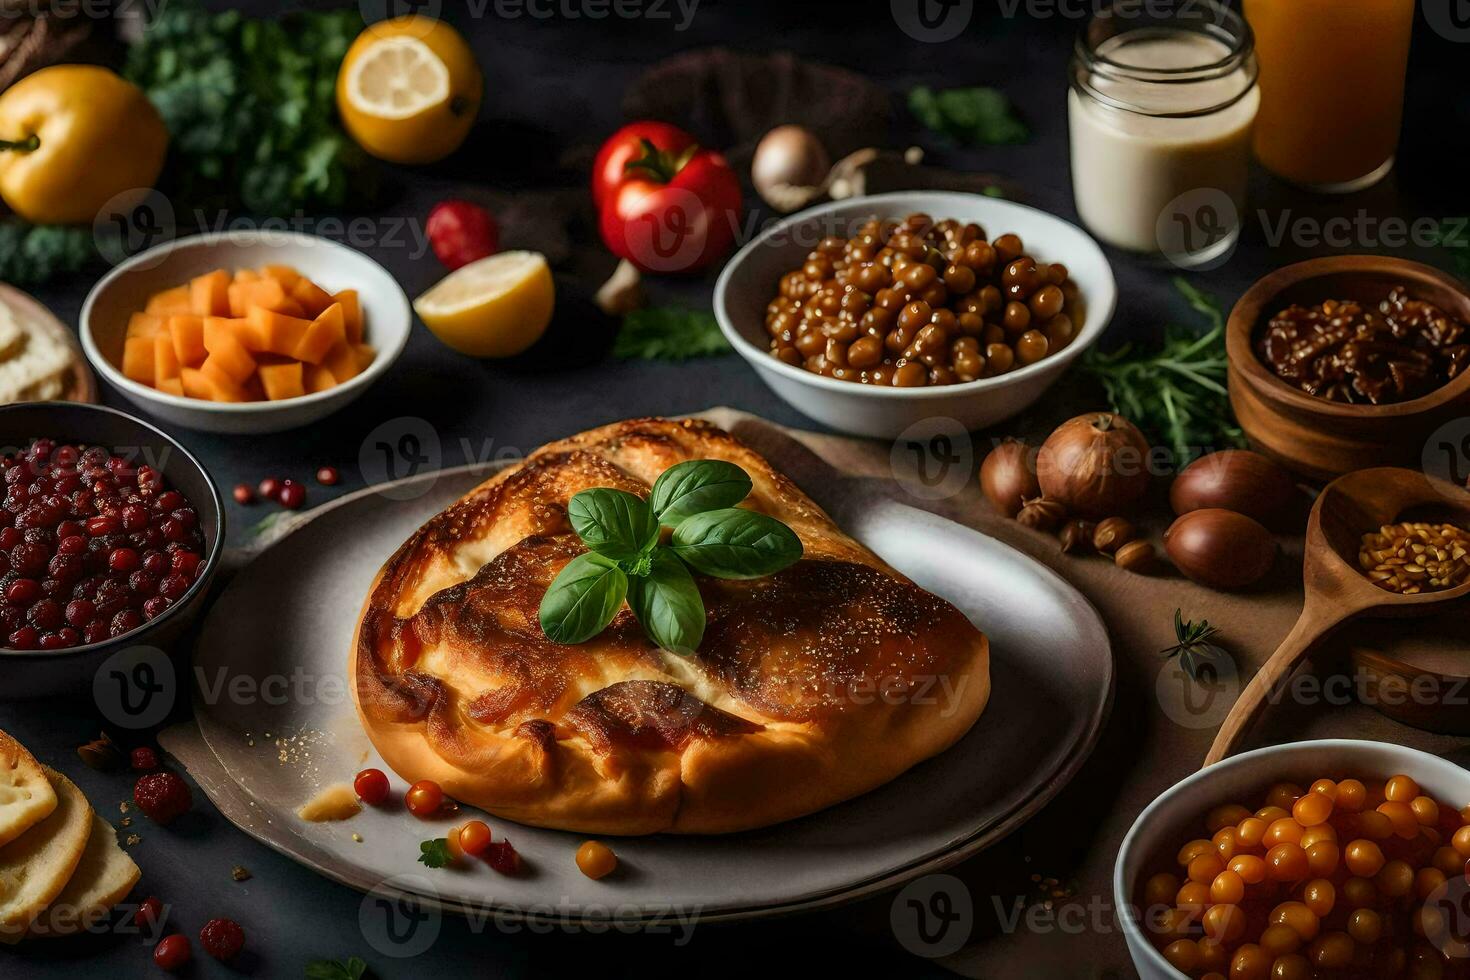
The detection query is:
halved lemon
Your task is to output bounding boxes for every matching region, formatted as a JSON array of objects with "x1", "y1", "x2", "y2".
[
  {"x1": 336, "y1": 16, "x2": 481, "y2": 165},
  {"x1": 414, "y1": 251, "x2": 556, "y2": 358}
]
